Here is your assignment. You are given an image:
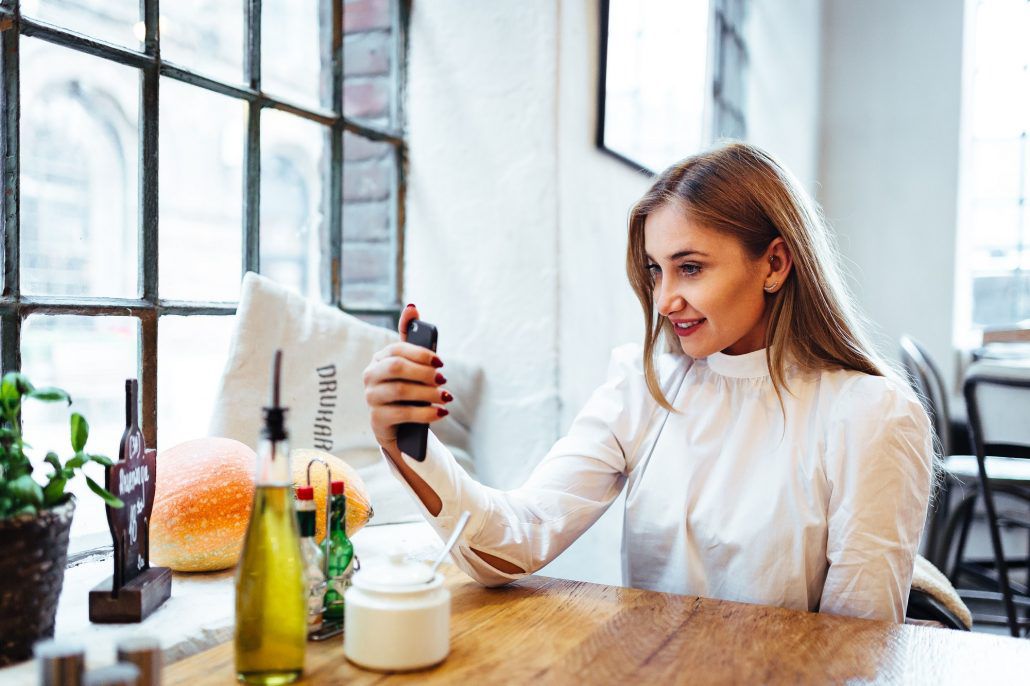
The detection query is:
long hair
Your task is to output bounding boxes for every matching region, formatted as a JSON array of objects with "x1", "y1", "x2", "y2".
[{"x1": 626, "y1": 142, "x2": 893, "y2": 411}]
